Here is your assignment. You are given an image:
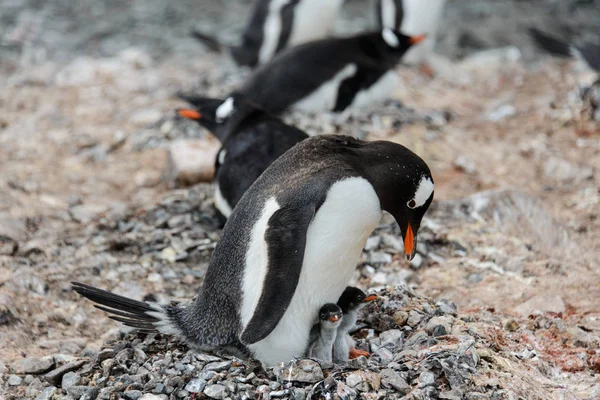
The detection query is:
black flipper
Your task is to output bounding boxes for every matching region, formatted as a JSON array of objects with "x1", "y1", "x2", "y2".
[
  {"x1": 529, "y1": 28, "x2": 573, "y2": 58},
  {"x1": 240, "y1": 204, "x2": 316, "y2": 345},
  {"x1": 577, "y1": 43, "x2": 600, "y2": 72},
  {"x1": 191, "y1": 30, "x2": 224, "y2": 53},
  {"x1": 72, "y1": 282, "x2": 161, "y2": 331}
]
